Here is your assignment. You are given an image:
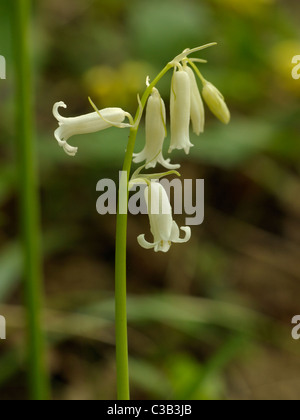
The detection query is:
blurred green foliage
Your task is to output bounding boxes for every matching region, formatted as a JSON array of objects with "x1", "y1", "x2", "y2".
[{"x1": 1, "y1": 0, "x2": 300, "y2": 400}]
